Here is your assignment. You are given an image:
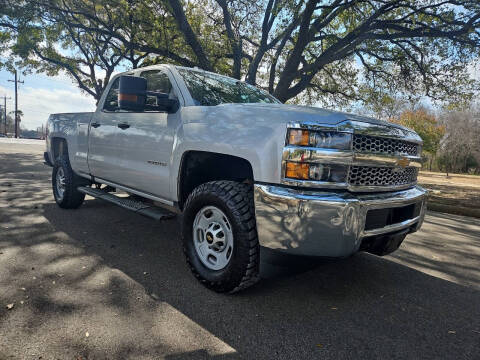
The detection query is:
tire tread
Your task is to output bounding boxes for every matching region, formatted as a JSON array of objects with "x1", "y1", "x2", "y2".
[
  {"x1": 52, "y1": 155, "x2": 87, "y2": 209},
  {"x1": 182, "y1": 180, "x2": 260, "y2": 293}
]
